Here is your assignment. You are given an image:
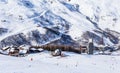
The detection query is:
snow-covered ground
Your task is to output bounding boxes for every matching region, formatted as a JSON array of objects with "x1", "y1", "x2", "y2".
[{"x1": 0, "y1": 51, "x2": 120, "y2": 73}]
